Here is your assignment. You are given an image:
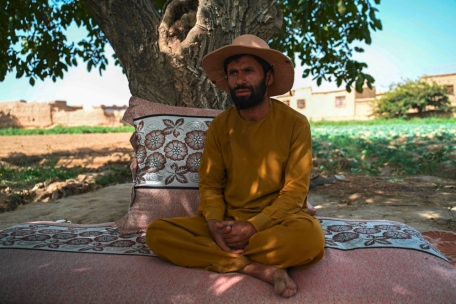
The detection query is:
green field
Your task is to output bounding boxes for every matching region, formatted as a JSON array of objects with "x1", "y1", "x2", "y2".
[
  {"x1": 311, "y1": 119, "x2": 456, "y2": 178},
  {"x1": 0, "y1": 125, "x2": 135, "y2": 136}
]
